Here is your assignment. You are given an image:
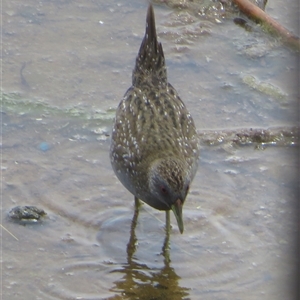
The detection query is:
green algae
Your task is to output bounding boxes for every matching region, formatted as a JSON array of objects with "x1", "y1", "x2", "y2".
[
  {"x1": 1, "y1": 91, "x2": 115, "y2": 121},
  {"x1": 242, "y1": 75, "x2": 287, "y2": 101}
]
